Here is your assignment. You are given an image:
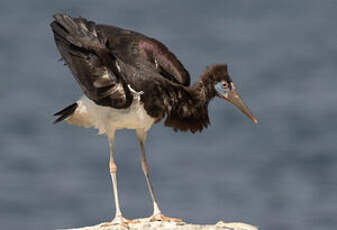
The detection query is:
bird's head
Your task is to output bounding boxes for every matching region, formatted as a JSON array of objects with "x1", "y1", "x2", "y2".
[{"x1": 206, "y1": 64, "x2": 258, "y2": 124}]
